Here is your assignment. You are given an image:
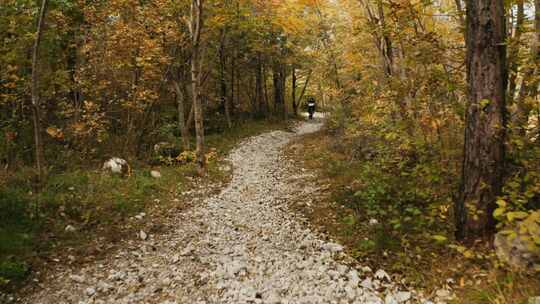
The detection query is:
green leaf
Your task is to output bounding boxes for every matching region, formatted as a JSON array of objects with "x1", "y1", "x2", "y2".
[
  {"x1": 493, "y1": 207, "x2": 505, "y2": 219},
  {"x1": 507, "y1": 211, "x2": 529, "y2": 222},
  {"x1": 432, "y1": 235, "x2": 447, "y2": 243}
]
